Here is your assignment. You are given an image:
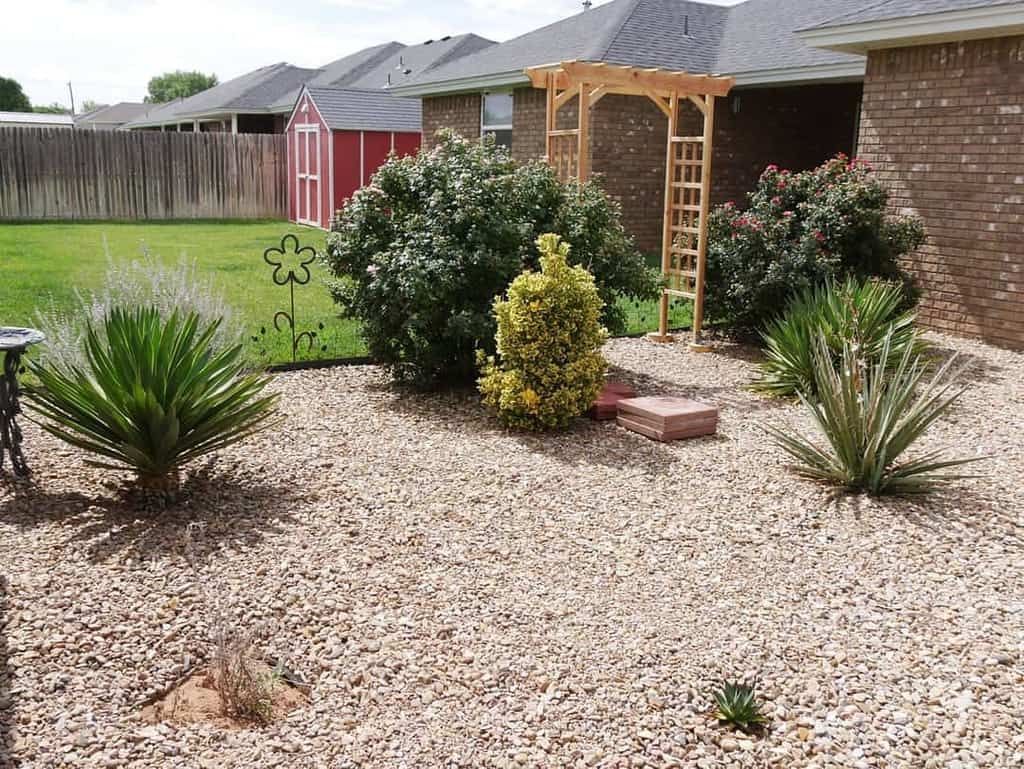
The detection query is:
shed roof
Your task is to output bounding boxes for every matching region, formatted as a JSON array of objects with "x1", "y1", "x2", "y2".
[{"x1": 304, "y1": 87, "x2": 422, "y2": 132}]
